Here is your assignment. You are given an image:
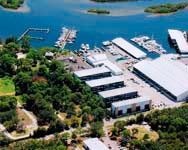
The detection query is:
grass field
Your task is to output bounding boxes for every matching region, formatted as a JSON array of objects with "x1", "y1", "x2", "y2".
[
  {"x1": 127, "y1": 125, "x2": 159, "y2": 141},
  {"x1": 0, "y1": 77, "x2": 15, "y2": 96}
]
